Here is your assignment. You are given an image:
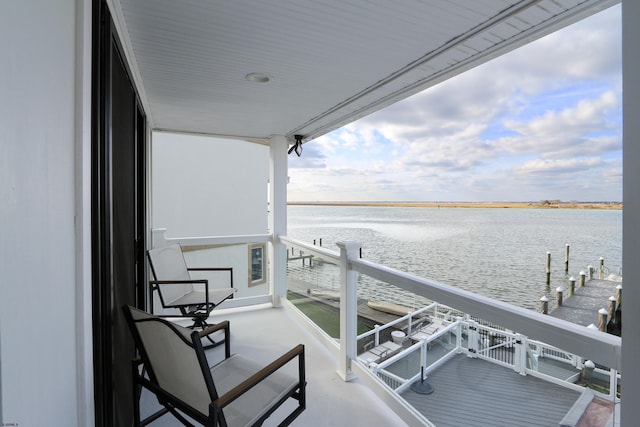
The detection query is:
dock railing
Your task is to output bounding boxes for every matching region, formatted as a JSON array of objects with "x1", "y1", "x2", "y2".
[
  {"x1": 281, "y1": 236, "x2": 621, "y2": 400},
  {"x1": 363, "y1": 314, "x2": 619, "y2": 399}
]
